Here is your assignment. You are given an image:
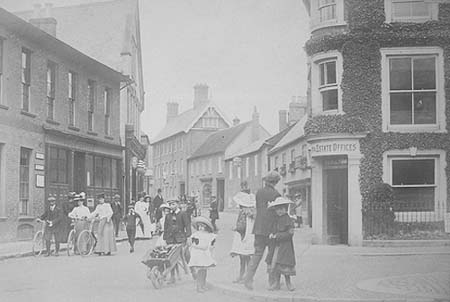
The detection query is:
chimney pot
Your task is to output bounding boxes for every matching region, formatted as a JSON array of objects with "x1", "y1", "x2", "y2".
[
  {"x1": 193, "y1": 84, "x2": 209, "y2": 108},
  {"x1": 279, "y1": 110, "x2": 288, "y2": 132}
]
